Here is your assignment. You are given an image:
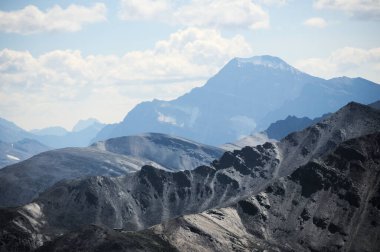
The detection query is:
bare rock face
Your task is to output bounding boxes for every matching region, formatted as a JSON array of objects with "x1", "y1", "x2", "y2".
[
  {"x1": 35, "y1": 142, "x2": 279, "y2": 232},
  {"x1": 117, "y1": 132, "x2": 379, "y2": 252},
  {"x1": 241, "y1": 133, "x2": 380, "y2": 252},
  {"x1": 1, "y1": 102, "x2": 380, "y2": 251},
  {"x1": 0, "y1": 133, "x2": 223, "y2": 208},
  {"x1": 277, "y1": 101, "x2": 380, "y2": 176}
]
